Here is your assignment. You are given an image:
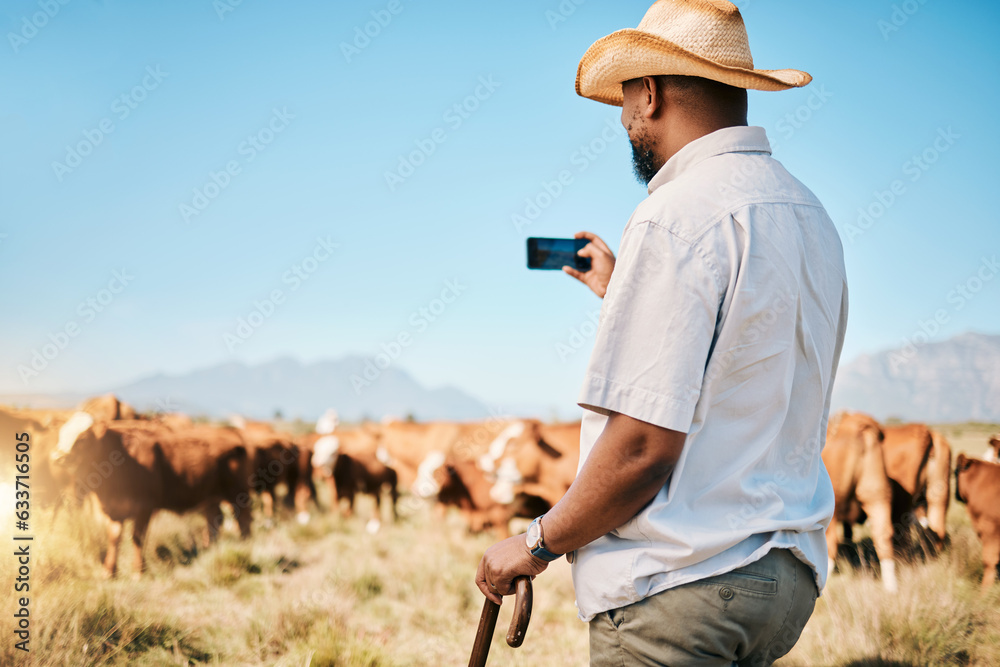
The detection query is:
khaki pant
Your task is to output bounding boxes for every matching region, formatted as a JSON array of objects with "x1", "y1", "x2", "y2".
[{"x1": 589, "y1": 548, "x2": 817, "y2": 666}]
